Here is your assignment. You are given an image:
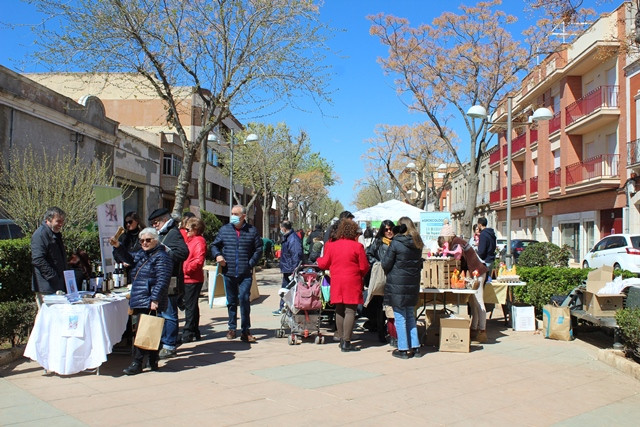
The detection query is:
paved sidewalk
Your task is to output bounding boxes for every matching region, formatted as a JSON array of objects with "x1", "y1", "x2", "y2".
[{"x1": 2, "y1": 268, "x2": 640, "y2": 426}]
